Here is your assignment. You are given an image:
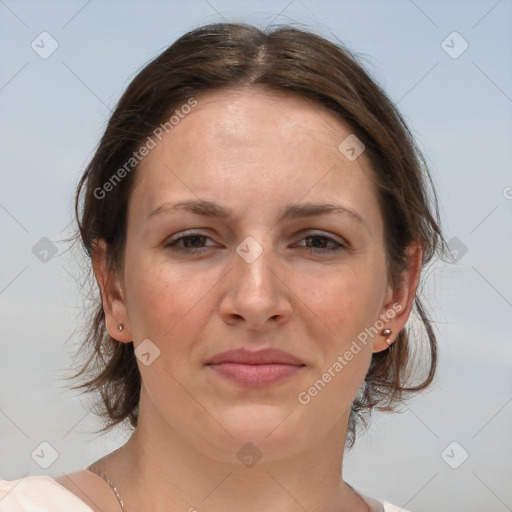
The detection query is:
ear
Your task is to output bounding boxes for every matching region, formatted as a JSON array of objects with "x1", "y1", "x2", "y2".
[
  {"x1": 92, "y1": 239, "x2": 132, "y2": 343},
  {"x1": 373, "y1": 242, "x2": 423, "y2": 353}
]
